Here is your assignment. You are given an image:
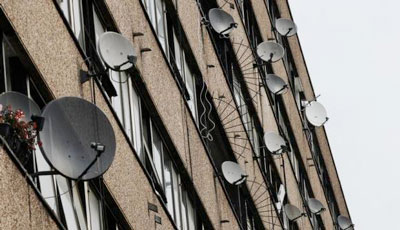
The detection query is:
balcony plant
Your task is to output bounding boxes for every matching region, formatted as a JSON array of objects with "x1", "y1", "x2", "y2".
[{"x1": 0, "y1": 104, "x2": 39, "y2": 162}]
